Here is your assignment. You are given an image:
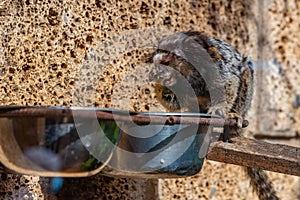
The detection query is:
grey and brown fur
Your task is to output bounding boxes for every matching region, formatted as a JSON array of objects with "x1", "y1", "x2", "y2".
[{"x1": 151, "y1": 31, "x2": 278, "y2": 200}]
